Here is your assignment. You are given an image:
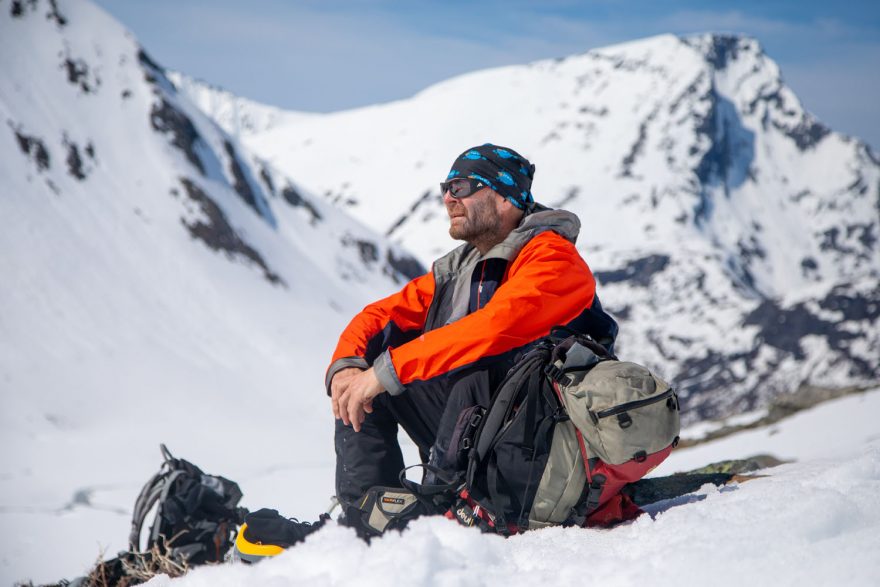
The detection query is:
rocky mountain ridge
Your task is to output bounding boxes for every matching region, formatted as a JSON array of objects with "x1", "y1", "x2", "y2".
[{"x1": 182, "y1": 33, "x2": 880, "y2": 421}]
